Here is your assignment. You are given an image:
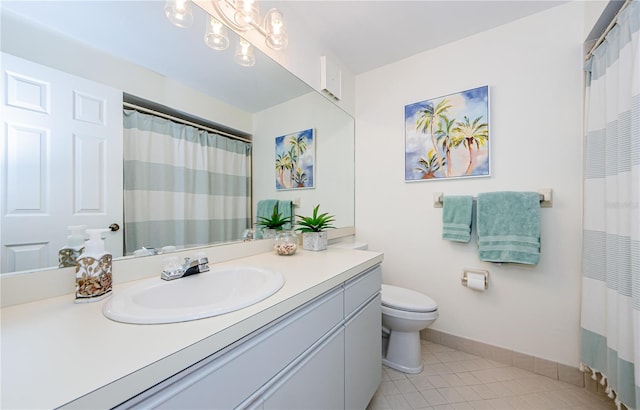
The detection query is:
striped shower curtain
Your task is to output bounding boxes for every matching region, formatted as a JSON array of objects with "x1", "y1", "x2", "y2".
[
  {"x1": 123, "y1": 109, "x2": 251, "y2": 254},
  {"x1": 581, "y1": 2, "x2": 639, "y2": 409}
]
